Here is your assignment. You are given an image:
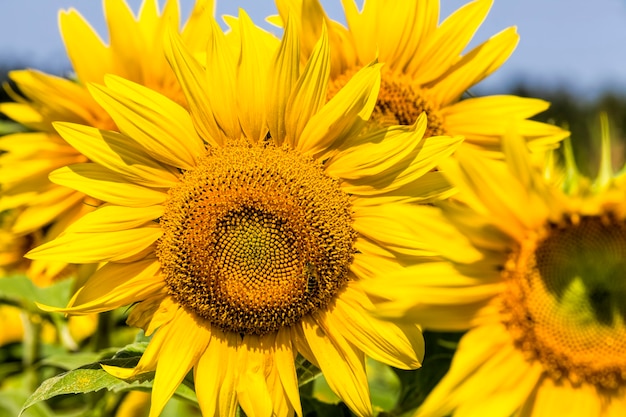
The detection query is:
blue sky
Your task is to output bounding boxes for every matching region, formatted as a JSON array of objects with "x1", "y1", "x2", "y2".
[{"x1": 2, "y1": 0, "x2": 626, "y2": 97}]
